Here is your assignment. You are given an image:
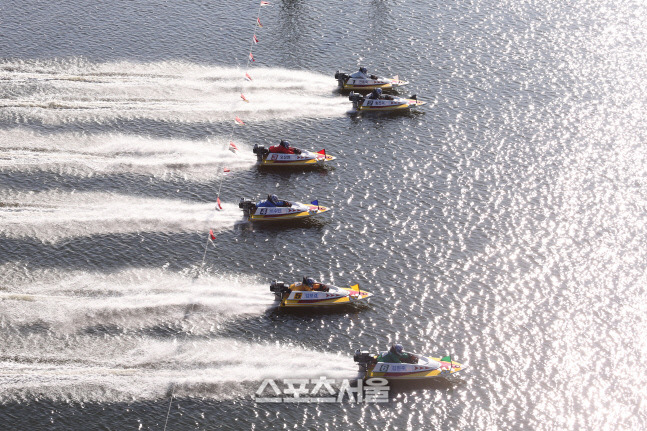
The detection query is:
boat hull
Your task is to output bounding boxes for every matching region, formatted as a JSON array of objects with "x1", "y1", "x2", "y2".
[
  {"x1": 365, "y1": 356, "x2": 465, "y2": 380},
  {"x1": 280, "y1": 287, "x2": 372, "y2": 308},
  {"x1": 358, "y1": 99, "x2": 426, "y2": 112},
  {"x1": 259, "y1": 153, "x2": 336, "y2": 167},
  {"x1": 249, "y1": 205, "x2": 329, "y2": 222},
  {"x1": 342, "y1": 77, "x2": 408, "y2": 91}
]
